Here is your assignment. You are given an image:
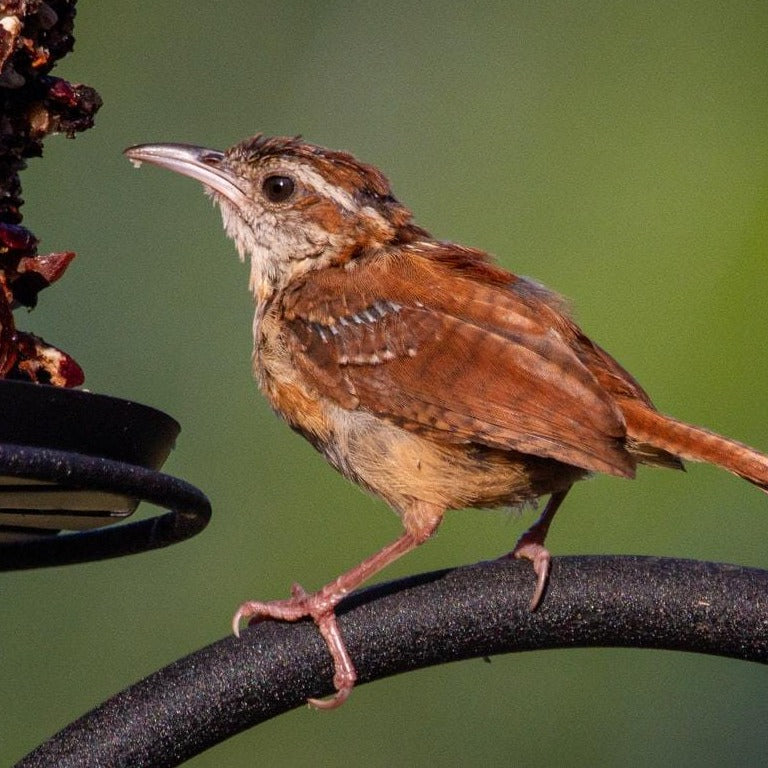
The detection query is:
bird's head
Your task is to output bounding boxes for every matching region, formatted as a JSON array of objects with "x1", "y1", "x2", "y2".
[{"x1": 124, "y1": 135, "x2": 425, "y2": 300}]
